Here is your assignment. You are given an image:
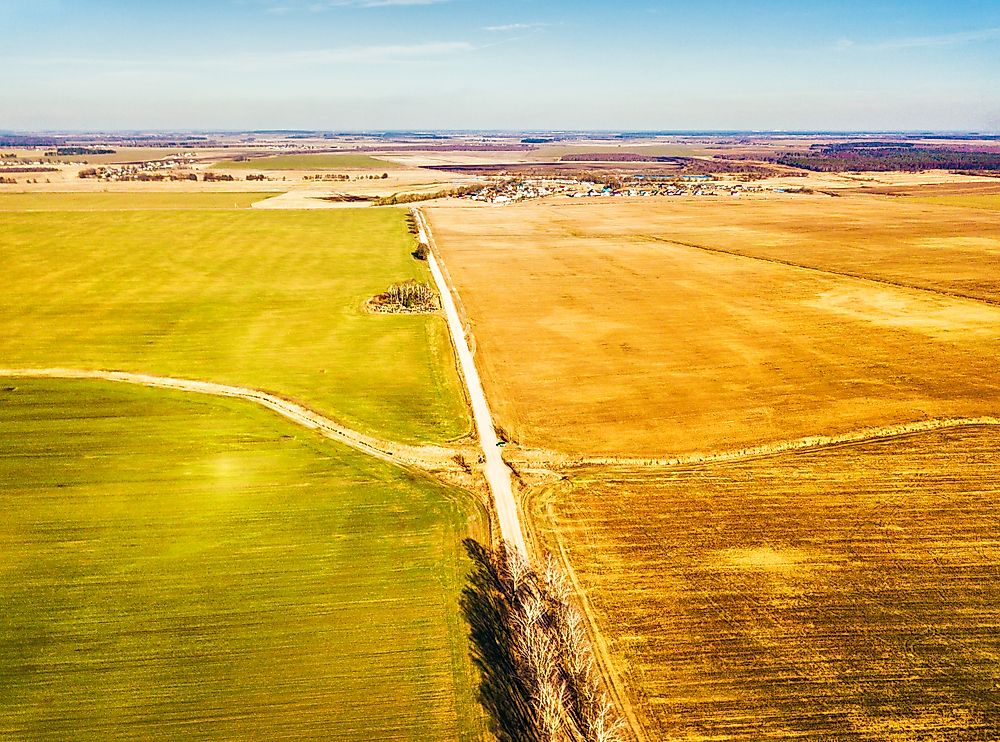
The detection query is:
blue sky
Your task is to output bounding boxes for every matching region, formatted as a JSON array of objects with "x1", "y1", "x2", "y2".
[{"x1": 3, "y1": 0, "x2": 999, "y2": 131}]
